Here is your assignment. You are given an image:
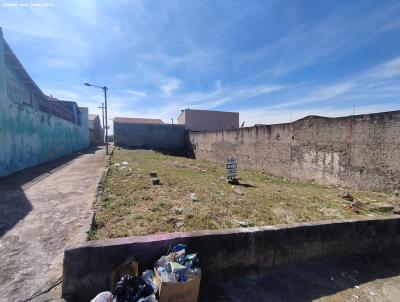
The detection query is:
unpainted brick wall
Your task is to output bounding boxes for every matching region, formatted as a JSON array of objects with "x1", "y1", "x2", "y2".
[{"x1": 188, "y1": 111, "x2": 400, "y2": 191}]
